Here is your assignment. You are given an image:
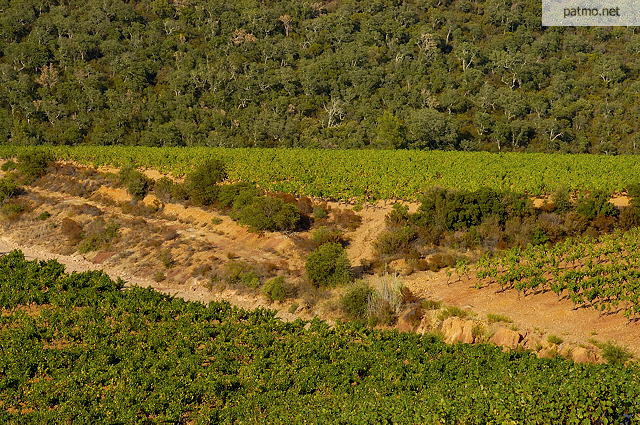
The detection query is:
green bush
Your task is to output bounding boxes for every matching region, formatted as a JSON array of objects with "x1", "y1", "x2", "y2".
[
  {"x1": 262, "y1": 276, "x2": 294, "y2": 302},
  {"x1": 223, "y1": 262, "x2": 261, "y2": 289},
  {"x1": 0, "y1": 177, "x2": 20, "y2": 203},
  {"x1": 311, "y1": 226, "x2": 346, "y2": 246},
  {"x1": 0, "y1": 160, "x2": 16, "y2": 172},
  {"x1": 0, "y1": 202, "x2": 26, "y2": 219},
  {"x1": 414, "y1": 187, "x2": 530, "y2": 231},
  {"x1": 576, "y1": 191, "x2": 619, "y2": 219},
  {"x1": 438, "y1": 306, "x2": 469, "y2": 320},
  {"x1": 619, "y1": 206, "x2": 640, "y2": 230},
  {"x1": 77, "y1": 220, "x2": 119, "y2": 253},
  {"x1": 486, "y1": 313, "x2": 512, "y2": 324},
  {"x1": 16, "y1": 150, "x2": 53, "y2": 182},
  {"x1": 627, "y1": 183, "x2": 640, "y2": 207},
  {"x1": 234, "y1": 196, "x2": 301, "y2": 232},
  {"x1": 341, "y1": 284, "x2": 374, "y2": 319},
  {"x1": 547, "y1": 335, "x2": 564, "y2": 345},
  {"x1": 306, "y1": 242, "x2": 352, "y2": 287},
  {"x1": 184, "y1": 159, "x2": 227, "y2": 206},
  {"x1": 313, "y1": 206, "x2": 328, "y2": 219},
  {"x1": 421, "y1": 299, "x2": 443, "y2": 310},
  {"x1": 551, "y1": 186, "x2": 573, "y2": 212},
  {"x1": 37, "y1": 211, "x2": 51, "y2": 220},
  {"x1": 119, "y1": 166, "x2": 152, "y2": 199},
  {"x1": 217, "y1": 182, "x2": 260, "y2": 208},
  {"x1": 154, "y1": 177, "x2": 187, "y2": 203},
  {"x1": 387, "y1": 203, "x2": 410, "y2": 225},
  {"x1": 599, "y1": 341, "x2": 633, "y2": 365},
  {"x1": 374, "y1": 226, "x2": 417, "y2": 256}
]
